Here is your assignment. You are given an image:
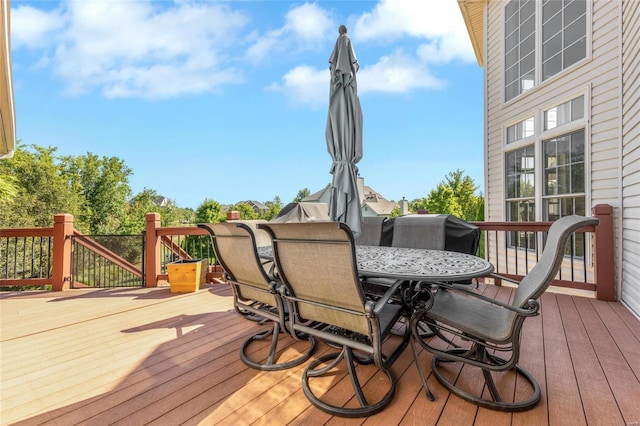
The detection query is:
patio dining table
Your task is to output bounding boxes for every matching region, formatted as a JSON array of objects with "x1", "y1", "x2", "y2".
[{"x1": 257, "y1": 244, "x2": 494, "y2": 283}]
